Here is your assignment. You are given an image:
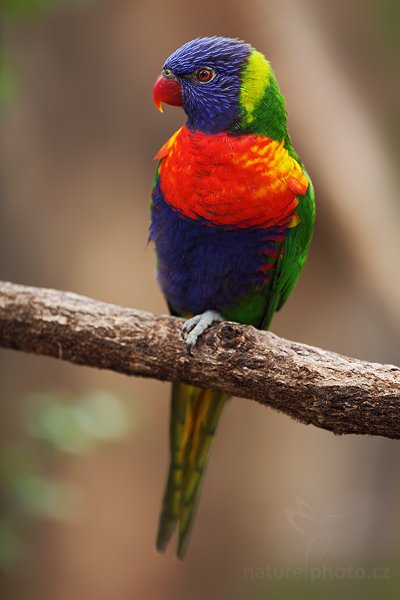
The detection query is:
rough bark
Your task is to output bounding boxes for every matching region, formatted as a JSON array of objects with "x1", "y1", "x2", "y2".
[{"x1": 0, "y1": 280, "x2": 399, "y2": 439}]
